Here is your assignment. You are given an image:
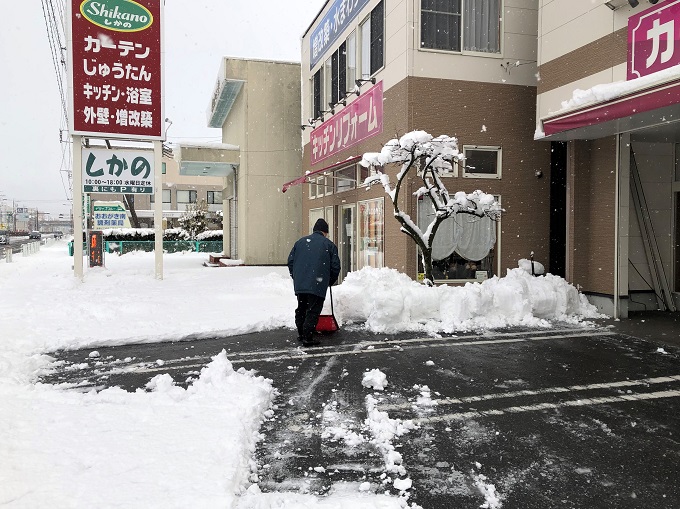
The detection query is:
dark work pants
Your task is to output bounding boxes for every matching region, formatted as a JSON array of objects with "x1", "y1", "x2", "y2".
[{"x1": 295, "y1": 293, "x2": 325, "y2": 340}]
